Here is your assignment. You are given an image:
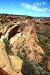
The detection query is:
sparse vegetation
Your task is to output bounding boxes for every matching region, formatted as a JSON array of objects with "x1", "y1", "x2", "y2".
[
  {"x1": 3, "y1": 38, "x2": 14, "y2": 55},
  {"x1": 22, "y1": 60, "x2": 47, "y2": 75},
  {"x1": 37, "y1": 33, "x2": 50, "y2": 57},
  {"x1": 17, "y1": 44, "x2": 30, "y2": 60},
  {"x1": 37, "y1": 34, "x2": 48, "y2": 45},
  {"x1": 37, "y1": 33, "x2": 50, "y2": 74},
  {"x1": 17, "y1": 44, "x2": 47, "y2": 75},
  {"x1": 0, "y1": 19, "x2": 5, "y2": 24}
]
